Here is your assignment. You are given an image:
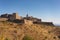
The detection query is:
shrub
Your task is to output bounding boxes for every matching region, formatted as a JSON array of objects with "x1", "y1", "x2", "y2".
[
  {"x1": 14, "y1": 30, "x2": 17, "y2": 33},
  {"x1": 45, "y1": 36, "x2": 47, "y2": 39},
  {"x1": 23, "y1": 35, "x2": 34, "y2": 40},
  {"x1": 53, "y1": 37, "x2": 56, "y2": 39},
  {"x1": 5, "y1": 38, "x2": 9, "y2": 40},
  {"x1": 48, "y1": 31, "x2": 51, "y2": 33},
  {"x1": 58, "y1": 36, "x2": 60, "y2": 39}
]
